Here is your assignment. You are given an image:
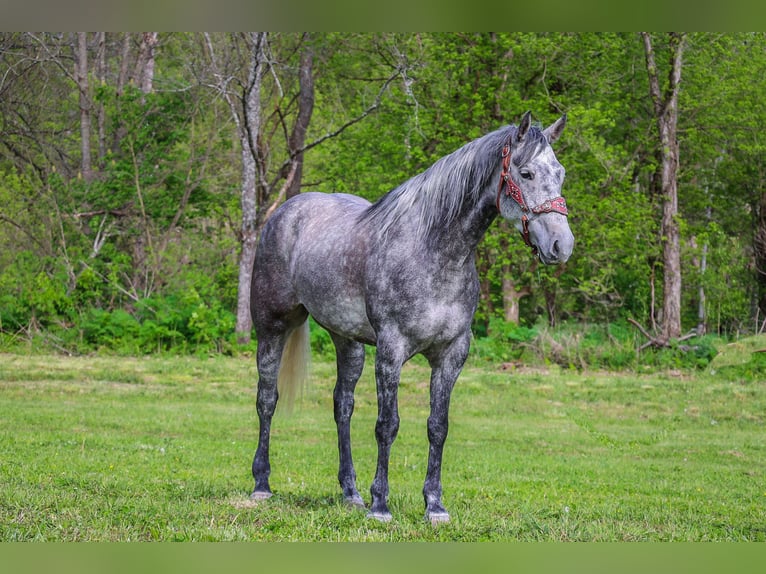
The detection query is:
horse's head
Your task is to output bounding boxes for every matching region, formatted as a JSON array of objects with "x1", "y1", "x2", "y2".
[{"x1": 496, "y1": 112, "x2": 574, "y2": 265}]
